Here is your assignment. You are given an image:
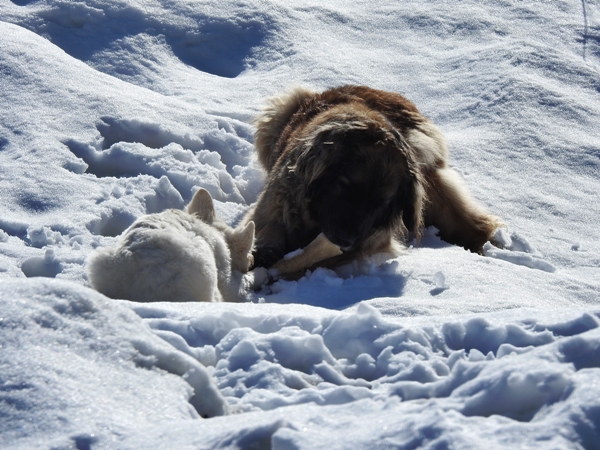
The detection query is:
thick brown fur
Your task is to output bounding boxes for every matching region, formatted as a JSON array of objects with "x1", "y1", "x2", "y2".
[{"x1": 246, "y1": 85, "x2": 501, "y2": 269}]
